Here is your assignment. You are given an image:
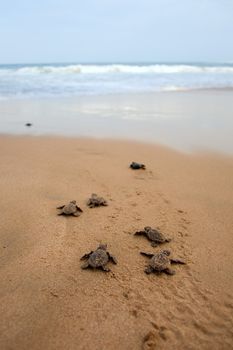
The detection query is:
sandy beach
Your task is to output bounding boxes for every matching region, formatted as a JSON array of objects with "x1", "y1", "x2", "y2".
[
  {"x1": 0, "y1": 135, "x2": 232, "y2": 350},
  {"x1": 2, "y1": 0, "x2": 233, "y2": 348}
]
